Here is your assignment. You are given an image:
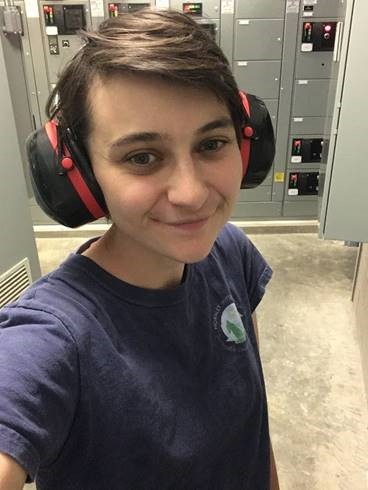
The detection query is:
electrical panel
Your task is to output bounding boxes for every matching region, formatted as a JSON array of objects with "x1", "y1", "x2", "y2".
[
  {"x1": 291, "y1": 138, "x2": 323, "y2": 164},
  {"x1": 42, "y1": 4, "x2": 86, "y2": 55},
  {"x1": 183, "y1": 2, "x2": 203, "y2": 16},
  {"x1": 301, "y1": 21, "x2": 337, "y2": 52},
  {"x1": 283, "y1": 0, "x2": 345, "y2": 218},
  {"x1": 39, "y1": 0, "x2": 91, "y2": 86},
  {"x1": 43, "y1": 4, "x2": 86, "y2": 35},
  {"x1": 169, "y1": 0, "x2": 220, "y2": 43},
  {"x1": 288, "y1": 172, "x2": 319, "y2": 196},
  {"x1": 107, "y1": 2, "x2": 150, "y2": 17}
]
